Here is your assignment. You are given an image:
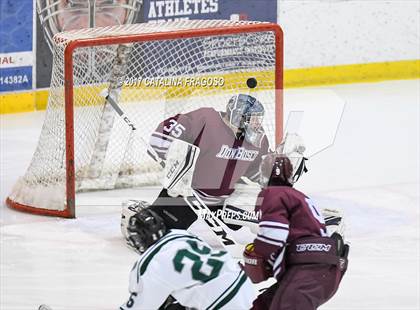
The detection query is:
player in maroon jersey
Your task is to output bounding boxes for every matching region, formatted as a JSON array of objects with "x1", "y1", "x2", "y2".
[
  {"x1": 243, "y1": 154, "x2": 349, "y2": 310},
  {"x1": 147, "y1": 94, "x2": 270, "y2": 229}
]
